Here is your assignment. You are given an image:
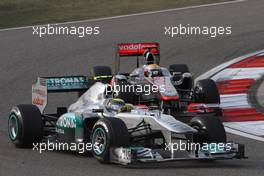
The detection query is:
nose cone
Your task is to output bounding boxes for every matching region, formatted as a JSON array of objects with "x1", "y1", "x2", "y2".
[
  {"x1": 154, "y1": 77, "x2": 179, "y2": 99},
  {"x1": 155, "y1": 114, "x2": 197, "y2": 133}
]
